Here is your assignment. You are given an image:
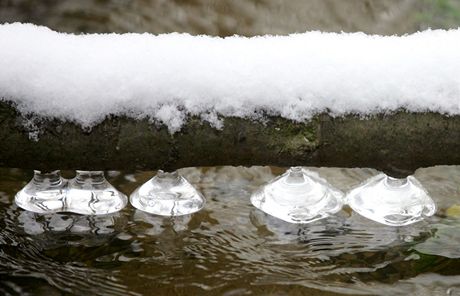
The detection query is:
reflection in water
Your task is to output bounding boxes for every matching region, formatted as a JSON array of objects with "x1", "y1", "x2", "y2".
[
  {"x1": 250, "y1": 209, "x2": 432, "y2": 251},
  {"x1": 16, "y1": 210, "x2": 124, "y2": 244},
  {"x1": 414, "y1": 218, "x2": 460, "y2": 259},
  {"x1": 0, "y1": 166, "x2": 459, "y2": 295},
  {"x1": 133, "y1": 210, "x2": 192, "y2": 236},
  {"x1": 0, "y1": 204, "x2": 133, "y2": 295}
]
